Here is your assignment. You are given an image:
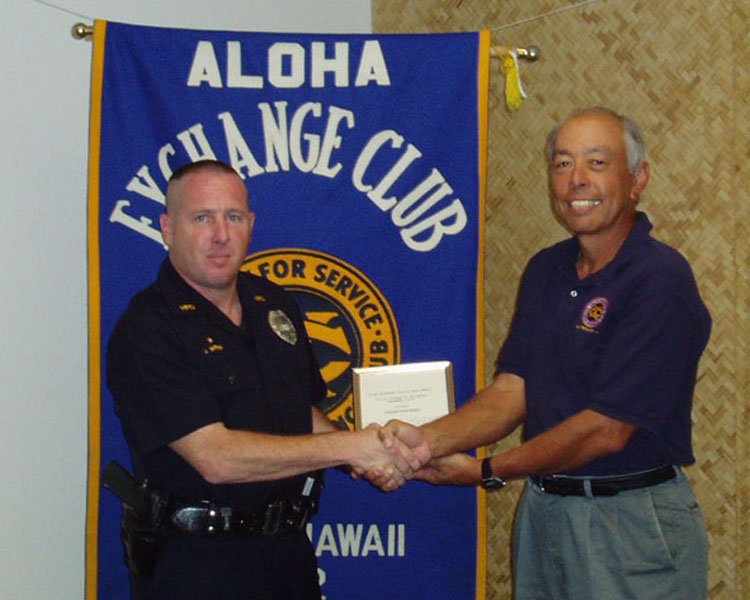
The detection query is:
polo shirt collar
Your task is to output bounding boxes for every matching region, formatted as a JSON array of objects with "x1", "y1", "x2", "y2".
[{"x1": 559, "y1": 211, "x2": 653, "y2": 284}]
